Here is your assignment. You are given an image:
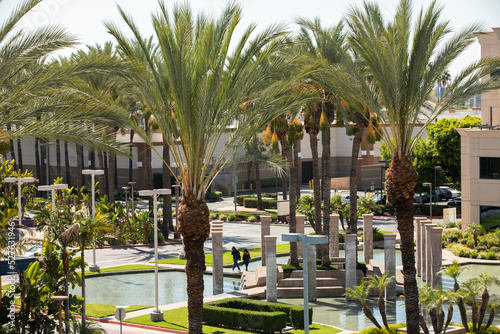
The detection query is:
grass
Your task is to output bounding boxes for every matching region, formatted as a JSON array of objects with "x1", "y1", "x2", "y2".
[
  {"x1": 85, "y1": 264, "x2": 158, "y2": 275},
  {"x1": 155, "y1": 243, "x2": 290, "y2": 266},
  {"x1": 86, "y1": 303, "x2": 152, "y2": 318},
  {"x1": 126, "y1": 306, "x2": 340, "y2": 334}
]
